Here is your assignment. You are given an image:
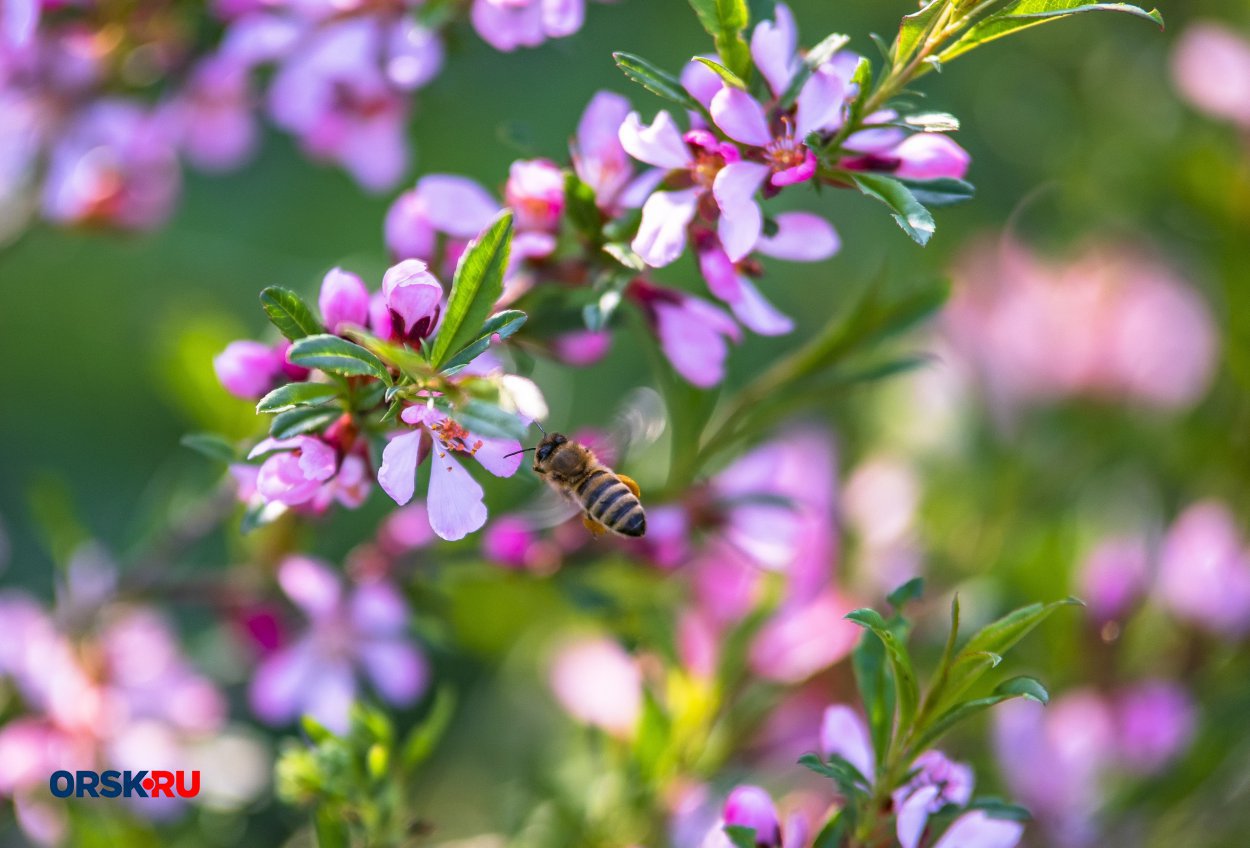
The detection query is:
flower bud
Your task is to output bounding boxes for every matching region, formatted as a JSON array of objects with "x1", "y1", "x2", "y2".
[
  {"x1": 505, "y1": 158, "x2": 565, "y2": 231},
  {"x1": 381, "y1": 259, "x2": 442, "y2": 344},
  {"x1": 723, "y1": 785, "x2": 780, "y2": 846},
  {"x1": 892, "y1": 133, "x2": 971, "y2": 181},
  {"x1": 319, "y1": 268, "x2": 370, "y2": 334},
  {"x1": 214, "y1": 340, "x2": 282, "y2": 399}
]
